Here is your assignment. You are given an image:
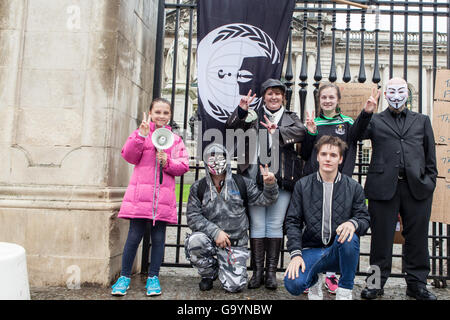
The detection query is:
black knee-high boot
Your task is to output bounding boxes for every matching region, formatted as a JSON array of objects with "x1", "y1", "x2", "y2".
[
  {"x1": 247, "y1": 238, "x2": 265, "y2": 289},
  {"x1": 265, "y1": 238, "x2": 282, "y2": 290}
]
